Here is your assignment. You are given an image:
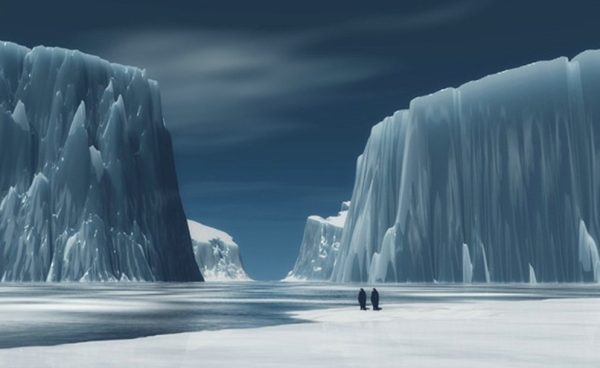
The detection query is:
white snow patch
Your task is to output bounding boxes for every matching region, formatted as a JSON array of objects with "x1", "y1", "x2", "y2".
[
  {"x1": 187, "y1": 219, "x2": 234, "y2": 244},
  {"x1": 308, "y1": 209, "x2": 347, "y2": 229}
]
